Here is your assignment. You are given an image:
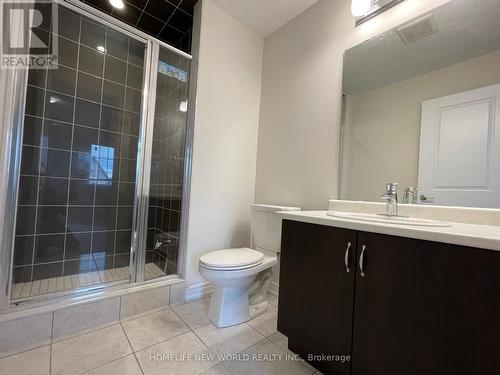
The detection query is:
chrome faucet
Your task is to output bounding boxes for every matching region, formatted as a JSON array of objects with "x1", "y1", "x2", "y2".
[
  {"x1": 381, "y1": 183, "x2": 398, "y2": 216},
  {"x1": 403, "y1": 186, "x2": 418, "y2": 204}
]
